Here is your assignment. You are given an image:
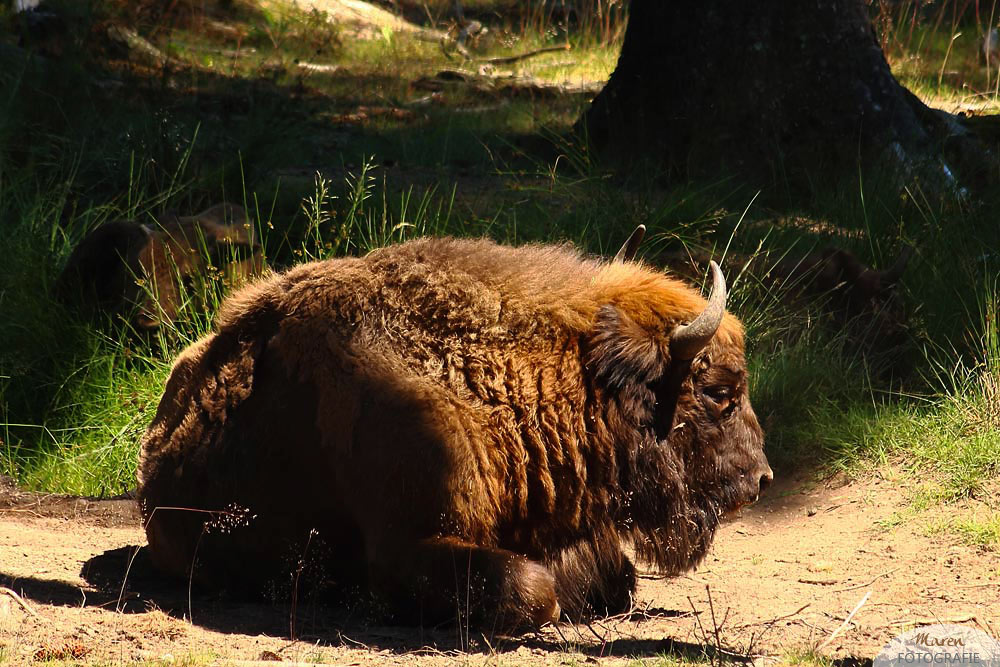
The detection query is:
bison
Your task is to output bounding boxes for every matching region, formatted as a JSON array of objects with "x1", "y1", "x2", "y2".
[
  {"x1": 58, "y1": 203, "x2": 263, "y2": 330},
  {"x1": 660, "y1": 244, "x2": 913, "y2": 354},
  {"x1": 137, "y1": 228, "x2": 771, "y2": 631}
]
